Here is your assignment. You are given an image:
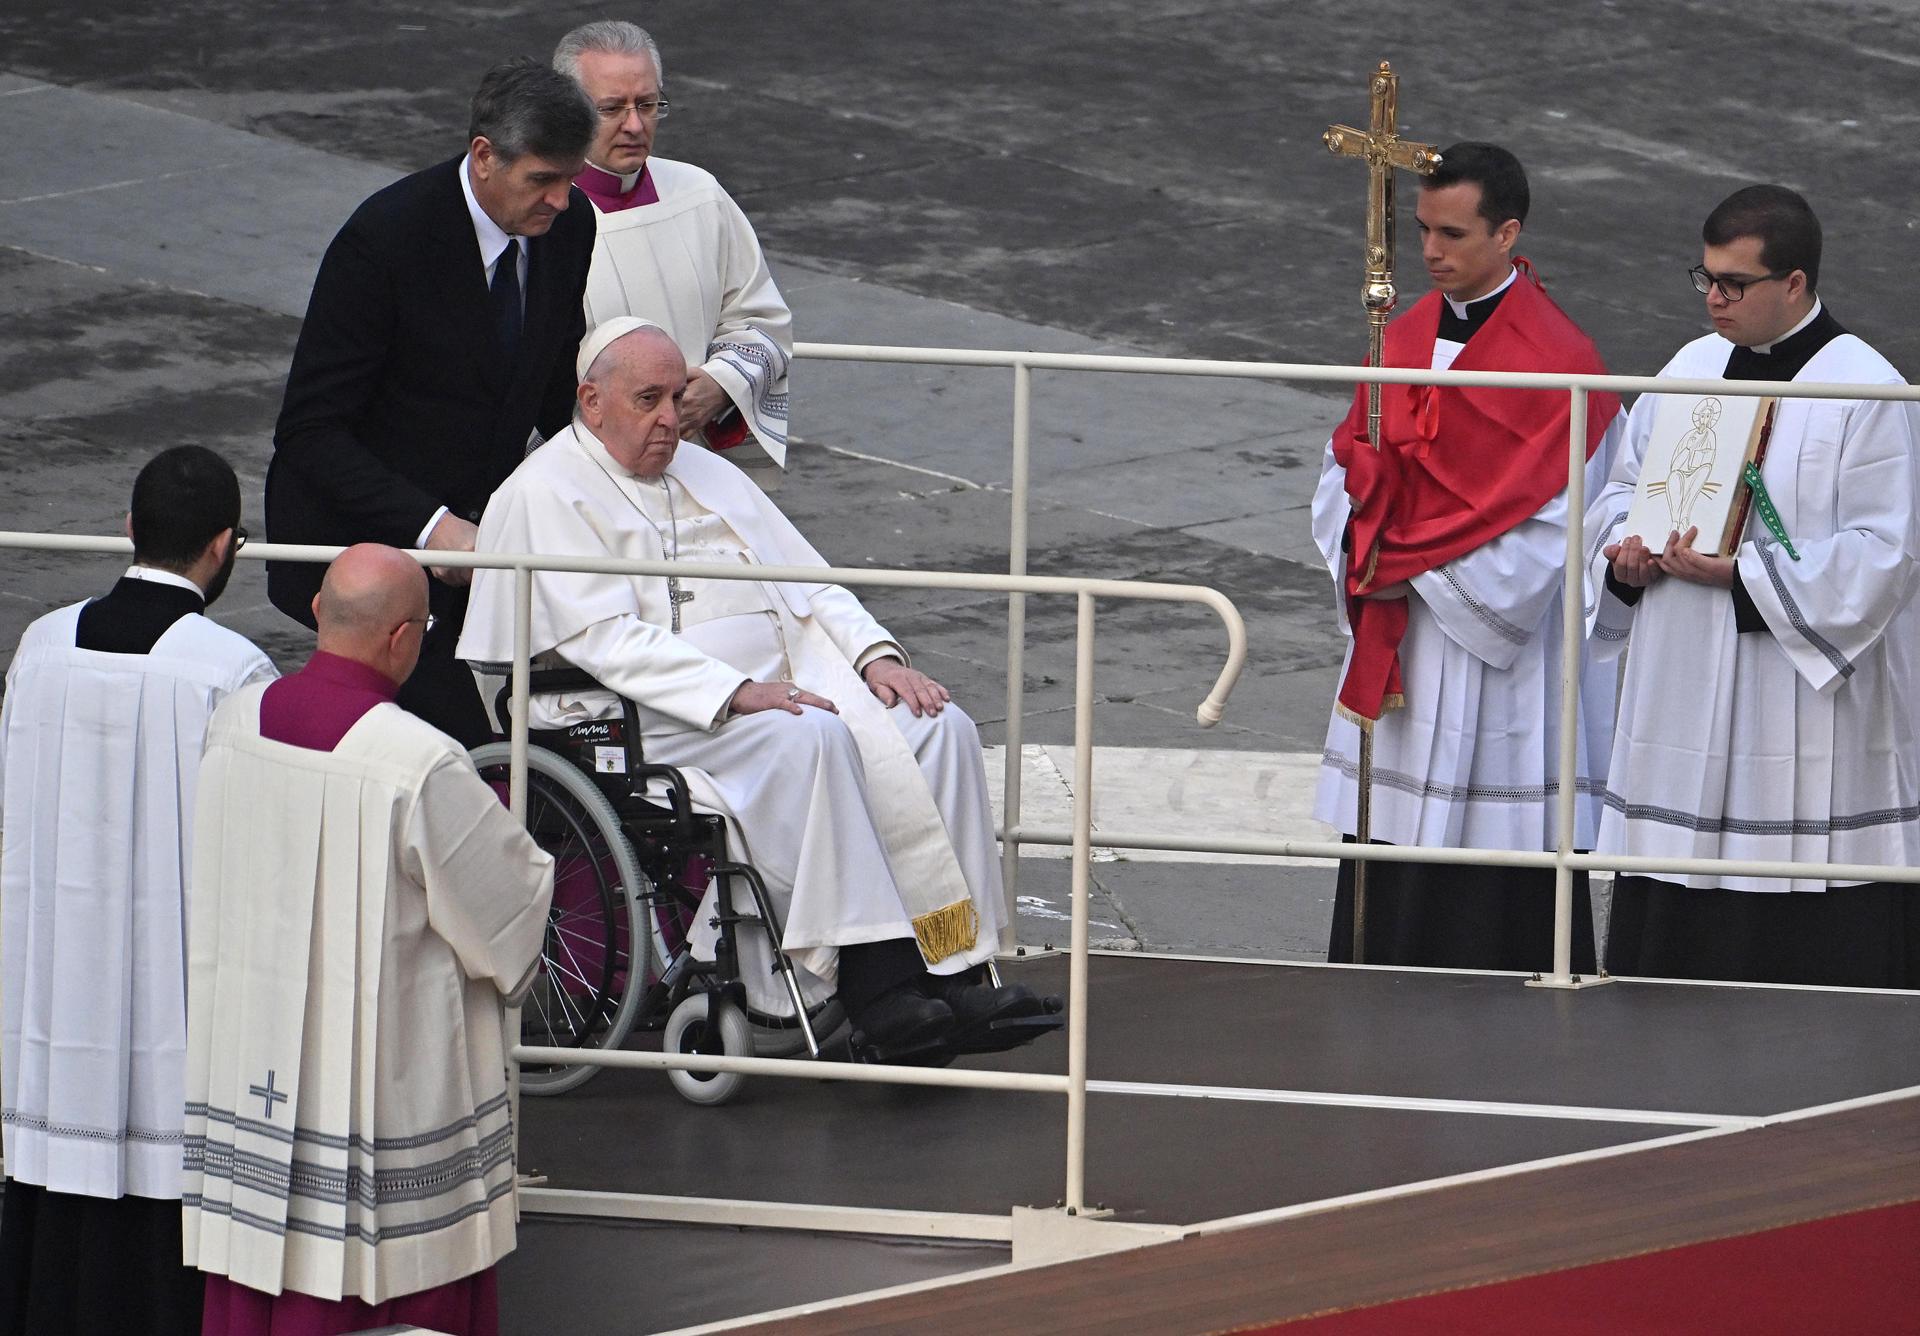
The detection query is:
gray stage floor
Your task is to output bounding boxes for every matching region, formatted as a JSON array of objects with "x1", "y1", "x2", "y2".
[{"x1": 501, "y1": 952, "x2": 1920, "y2": 1334}]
